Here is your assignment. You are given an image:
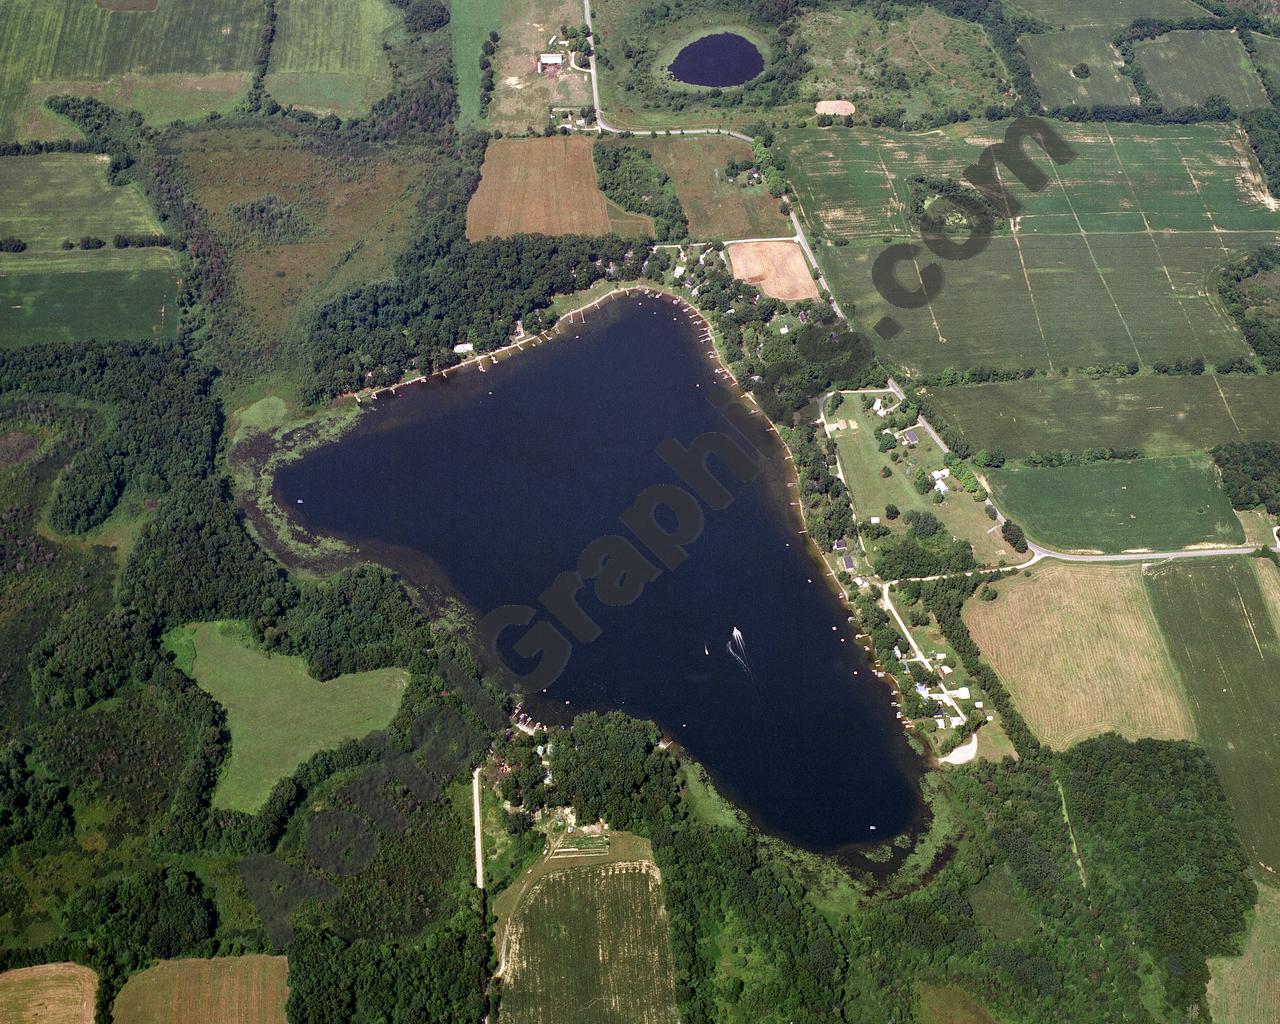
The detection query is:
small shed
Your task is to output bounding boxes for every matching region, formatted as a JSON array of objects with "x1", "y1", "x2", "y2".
[{"x1": 538, "y1": 52, "x2": 564, "y2": 73}]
